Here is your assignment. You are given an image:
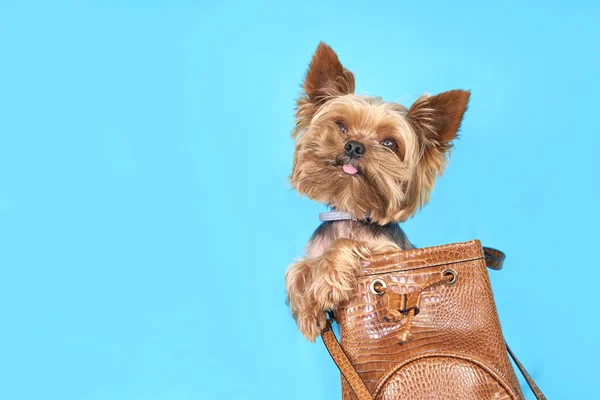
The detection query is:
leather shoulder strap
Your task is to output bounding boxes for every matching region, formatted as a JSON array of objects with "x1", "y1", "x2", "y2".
[
  {"x1": 506, "y1": 344, "x2": 547, "y2": 400},
  {"x1": 321, "y1": 318, "x2": 546, "y2": 400},
  {"x1": 321, "y1": 319, "x2": 373, "y2": 400},
  {"x1": 483, "y1": 246, "x2": 505, "y2": 270}
]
